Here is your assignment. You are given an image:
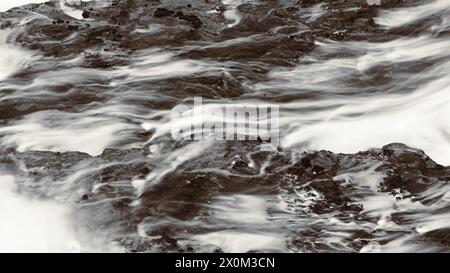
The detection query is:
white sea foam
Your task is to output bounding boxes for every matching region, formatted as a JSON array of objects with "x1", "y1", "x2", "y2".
[
  {"x1": 0, "y1": 0, "x2": 45, "y2": 12},
  {"x1": 0, "y1": 174, "x2": 99, "y2": 252},
  {"x1": 193, "y1": 231, "x2": 286, "y2": 252},
  {"x1": 222, "y1": 0, "x2": 250, "y2": 28},
  {"x1": 280, "y1": 59, "x2": 450, "y2": 165},
  {"x1": 0, "y1": 29, "x2": 36, "y2": 81},
  {"x1": 375, "y1": 0, "x2": 449, "y2": 29},
  {"x1": 257, "y1": 12, "x2": 450, "y2": 165},
  {"x1": 0, "y1": 109, "x2": 135, "y2": 156},
  {"x1": 211, "y1": 195, "x2": 269, "y2": 224}
]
